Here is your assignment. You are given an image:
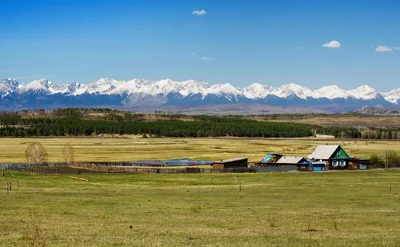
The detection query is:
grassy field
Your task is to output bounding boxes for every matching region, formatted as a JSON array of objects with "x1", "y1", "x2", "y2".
[
  {"x1": 0, "y1": 137, "x2": 399, "y2": 164},
  {"x1": 261, "y1": 115, "x2": 400, "y2": 128},
  {"x1": 1, "y1": 170, "x2": 399, "y2": 246}
]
